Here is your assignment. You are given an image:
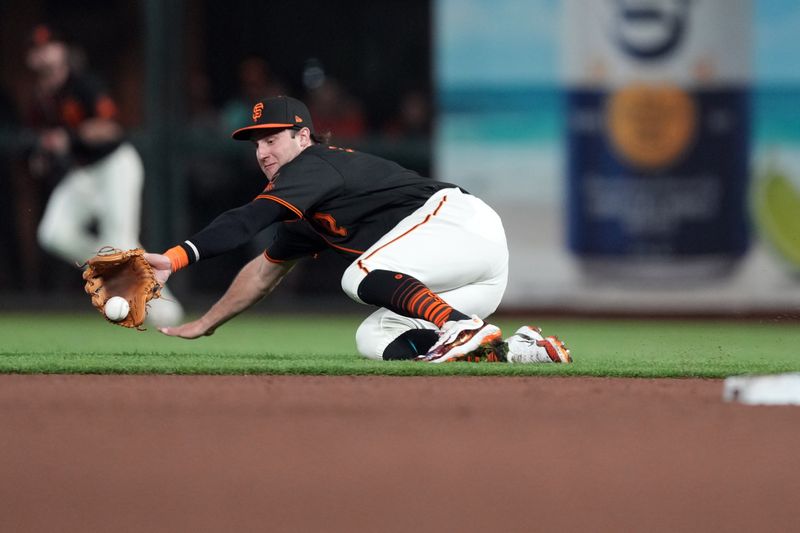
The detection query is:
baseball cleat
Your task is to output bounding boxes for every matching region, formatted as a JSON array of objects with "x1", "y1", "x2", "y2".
[
  {"x1": 540, "y1": 336, "x2": 572, "y2": 363},
  {"x1": 505, "y1": 326, "x2": 573, "y2": 363},
  {"x1": 461, "y1": 340, "x2": 508, "y2": 363},
  {"x1": 418, "y1": 315, "x2": 503, "y2": 363}
]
